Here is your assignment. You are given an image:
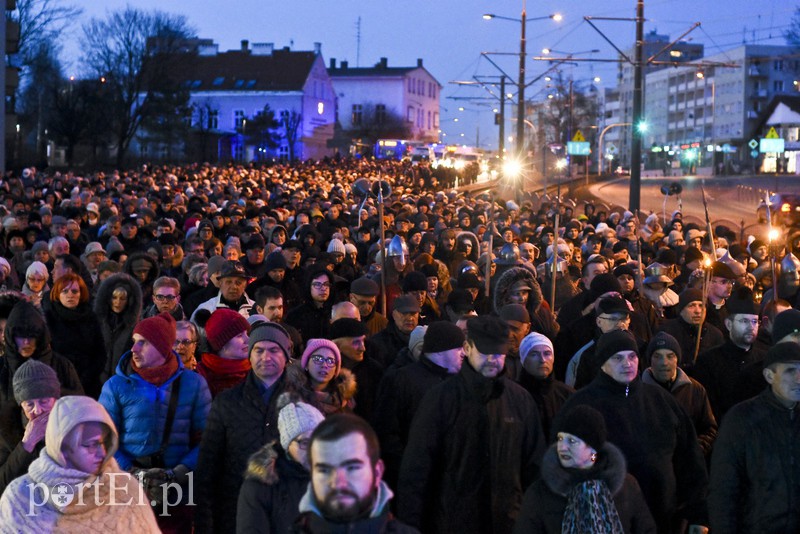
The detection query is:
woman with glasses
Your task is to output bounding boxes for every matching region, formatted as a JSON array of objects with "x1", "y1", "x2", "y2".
[
  {"x1": 21, "y1": 261, "x2": 48, "y2": 310},
  {"x1": 289, "y1": 339, "x2": 356, "y2": 416},
  {"x1": 236, "y1": 397, "x2": 324, "y2": 534},
  {"x1": 44, "y1": 273, "x2": 105, "y2": 398},
  {"x1": 93, "y1": 273, "x2": 143, "y2": 382}
]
